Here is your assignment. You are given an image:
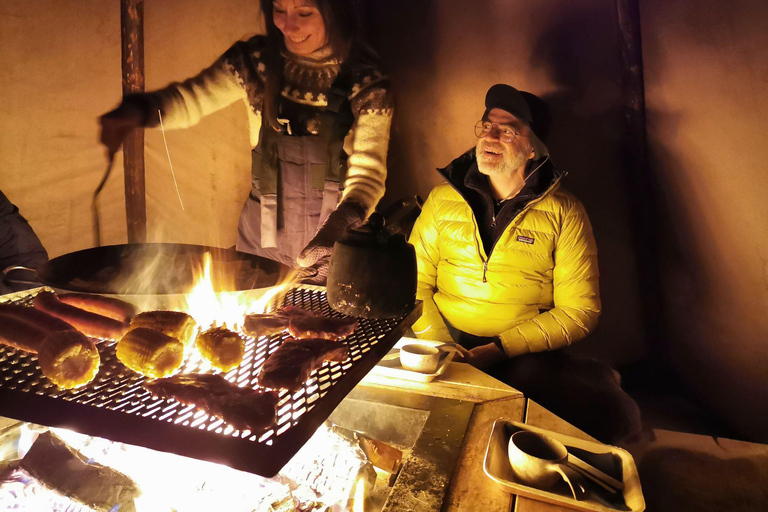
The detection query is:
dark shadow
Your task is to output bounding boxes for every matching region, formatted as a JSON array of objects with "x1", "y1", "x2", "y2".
[
  {"x1": 529, "y1": 4, "x2": 648, "y2": 365},
  {"x1": 526, "y1": 2, "x2": 749, "y2": 440},
  {"x1": 362, "y1": 0, "x2": 439, "y2": 204},
  {"x1": 638, "y1": 448, "x2": 768, "y2": 511}
]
